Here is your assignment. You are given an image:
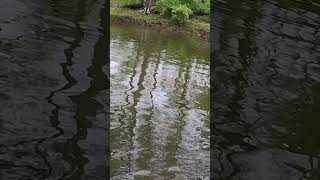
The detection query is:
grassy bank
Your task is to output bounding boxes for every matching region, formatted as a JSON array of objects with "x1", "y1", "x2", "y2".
[{"x1": 110, "y1": 1, "x2": 209, "y2": 40}]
